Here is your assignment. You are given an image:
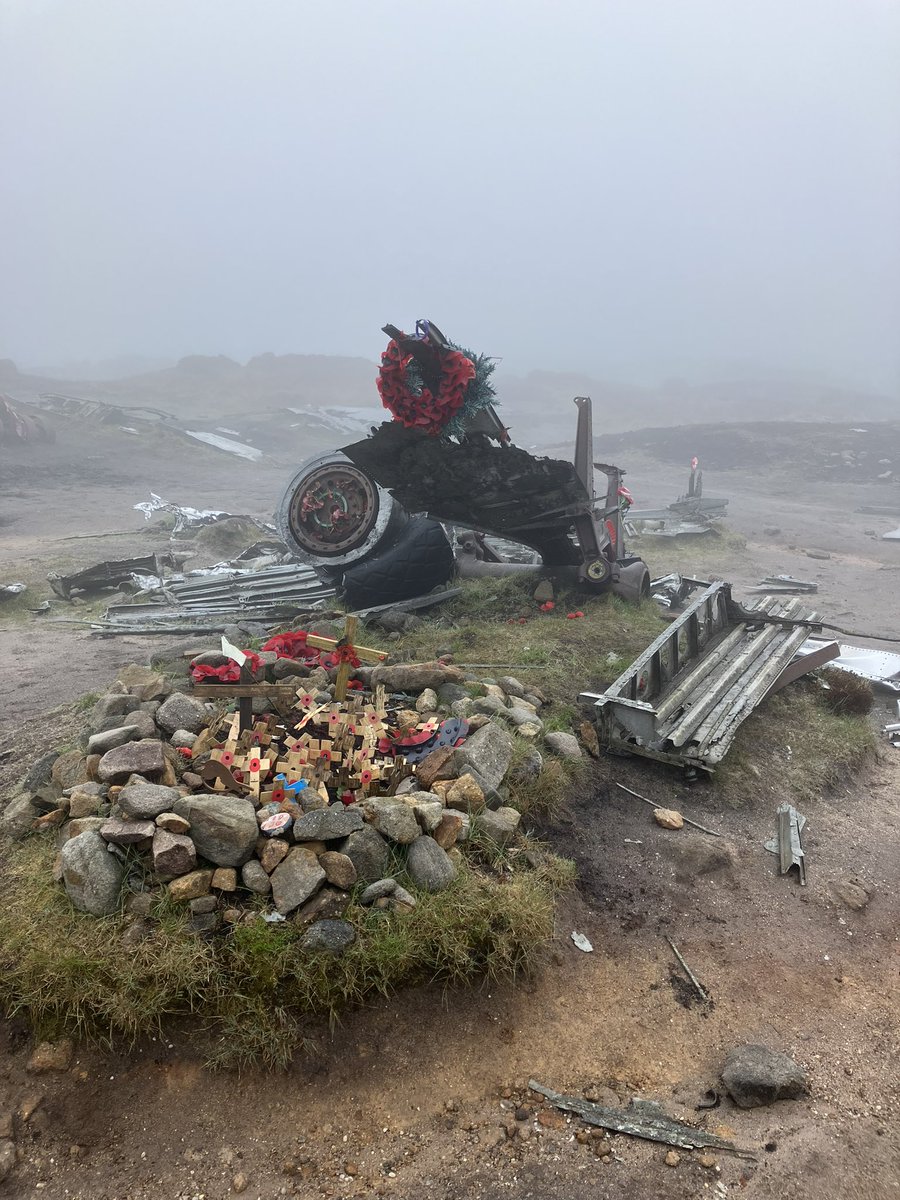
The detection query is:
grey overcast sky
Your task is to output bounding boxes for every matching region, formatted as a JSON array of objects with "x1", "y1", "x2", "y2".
[{"x1": 1, "y1": 0, "x2": 899, "y2": 392}]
